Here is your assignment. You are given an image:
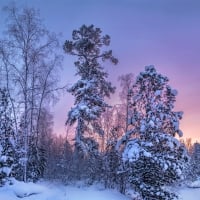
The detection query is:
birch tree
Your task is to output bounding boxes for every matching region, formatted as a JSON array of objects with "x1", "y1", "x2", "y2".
[
  {"x1": 118, "y1": 73, "x2": 134, "y2": 132},
  {"x1": 0, "y1": 4, "x2": 63, "y2": 182}
]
